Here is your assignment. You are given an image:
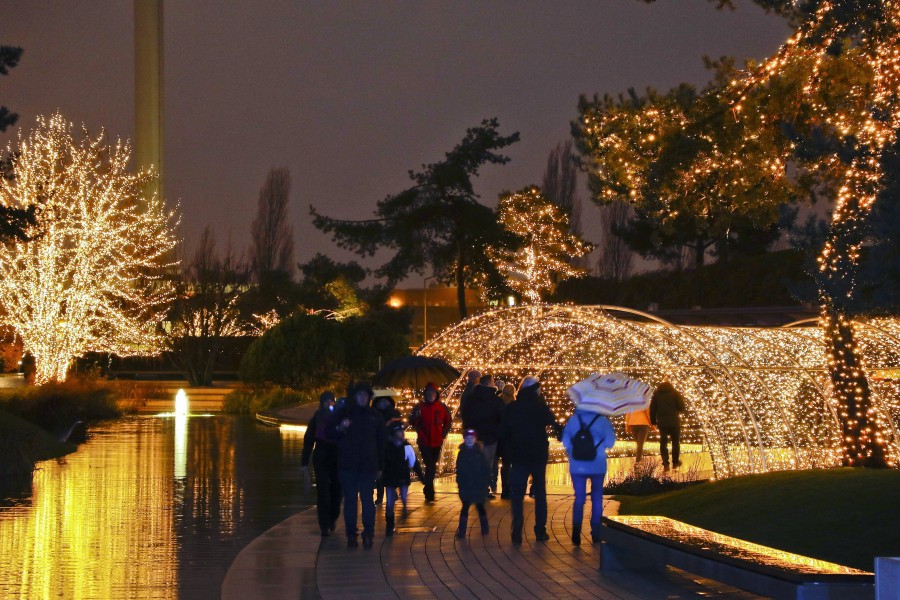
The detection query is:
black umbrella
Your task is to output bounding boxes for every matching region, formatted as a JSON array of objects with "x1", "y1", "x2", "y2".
[{"x1": 372, "y1": 355, "x2": 461, "y2": 391}]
